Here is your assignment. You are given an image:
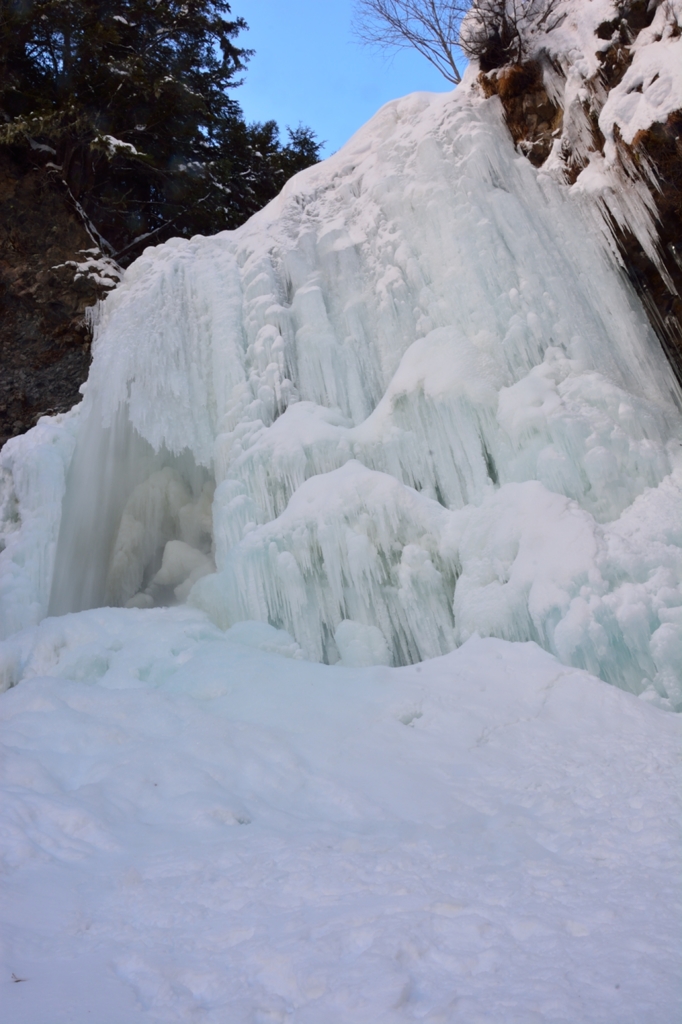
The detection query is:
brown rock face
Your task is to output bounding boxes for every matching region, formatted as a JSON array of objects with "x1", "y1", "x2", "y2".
[
  {"x1": 623, "y1": 113, "x2": 682, "y2": 382},
  {"x1": 479, "y1": 63, "x2": 563, "y2": 167},
  {"x1": 0, "y1": 147, "x2": 110, "y2": 449}
]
